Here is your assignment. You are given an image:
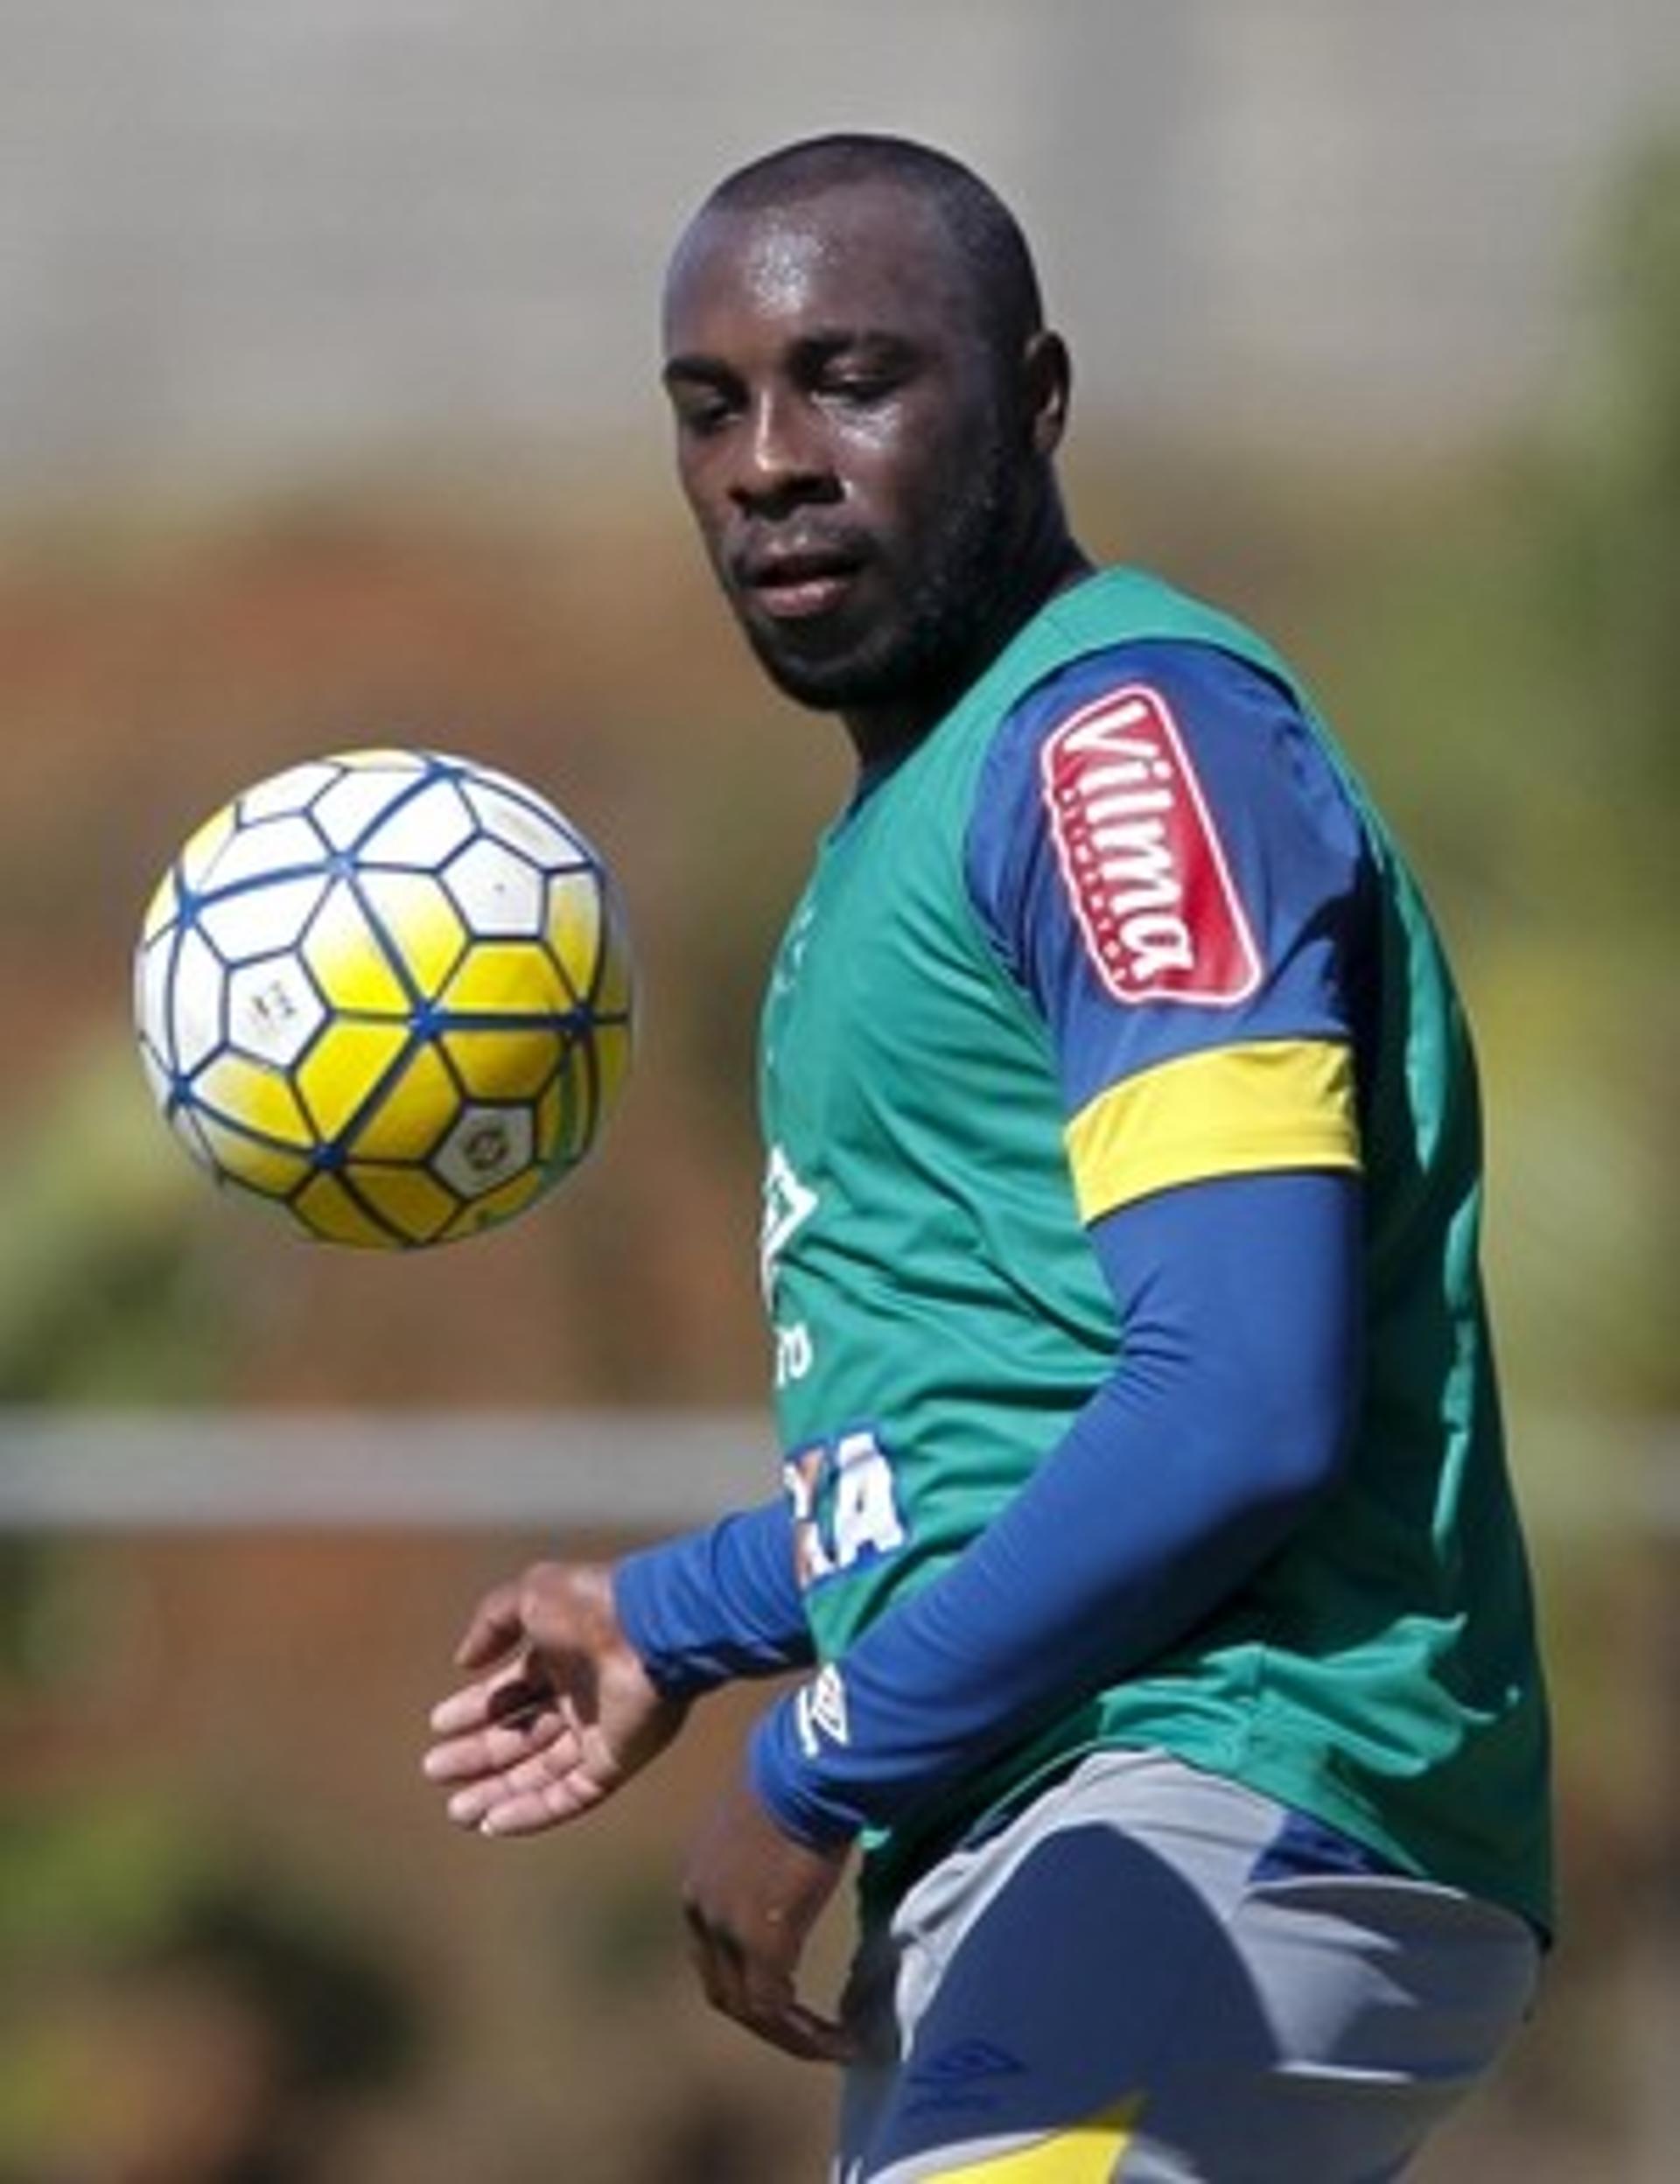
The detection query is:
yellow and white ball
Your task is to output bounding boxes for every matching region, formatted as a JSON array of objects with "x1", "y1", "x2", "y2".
[{"x1": 134, "y1": 748, "x2": 634, "y2": 1247}]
